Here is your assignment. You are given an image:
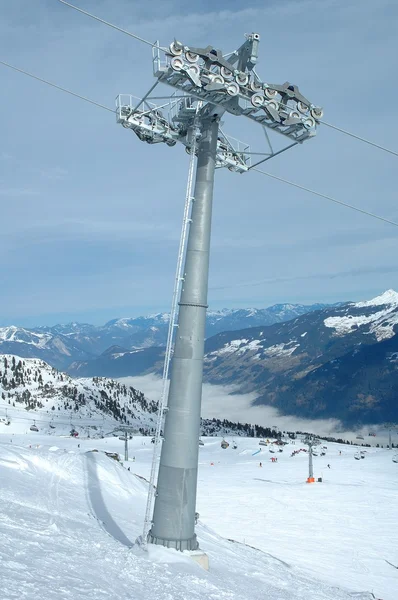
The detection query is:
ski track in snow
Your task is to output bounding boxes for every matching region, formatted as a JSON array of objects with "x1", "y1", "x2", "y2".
[{"x1": 0, "y1": 433, "x2": 396, "y2": 600}]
